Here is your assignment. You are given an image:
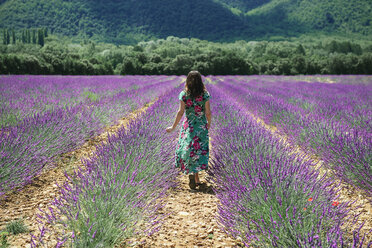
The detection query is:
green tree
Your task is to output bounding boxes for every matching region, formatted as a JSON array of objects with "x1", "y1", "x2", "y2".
[
  {"x1": 170, "y1": 54, "x2": 194, "y2": 74},
  {"x1": 26, "y1": 29, "x2": 31, "y2": 43},
  {"x1": 2, "y1": 29, "x2": 6, "y2": 45},
  {"x1": 351, "y1": 43, "x2": 362, "y2": 55},
  {"x1": 291, "y1": 55, "x2": 307, "y2": 74},
  {"x1": 339, "y1": 41, "x2": 352, "y2": 53},
  {"x1": 11, "y1": 28, "x2": 16, "y2": 44},
  {"x1": 6, "y1": 29, "x2": 10, "y2": 45},
  {"x1": 32, "y1": 29, "x2": 36, "y2": 44},
  {"x1": 88, "y1": 41, "x2": 96, "y2": 56},
  {"x1": 327, "y1": 54, "x2": 347, "y2": 74},
  {"x1": 360, "y1": 53, "x2": 372, "y2": 74},
  {"x1": 43, "y1": 27, "x2": 48, "y2": 37},
  {"x1": 121, "y1": 58, "x2": 138, "y2": 75},
  {"x1": 38, "y1": 29, "x2": 44, "y2": 46},
  {"x1": 327, "y1": 40, "x2": 338, "y2": 53},
  {"x1": 296, "y1": 44, "x2": 306, "y2": 55},
  {"x1": 21, "y1": 30, "x2": 26, "y2": 43}
]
